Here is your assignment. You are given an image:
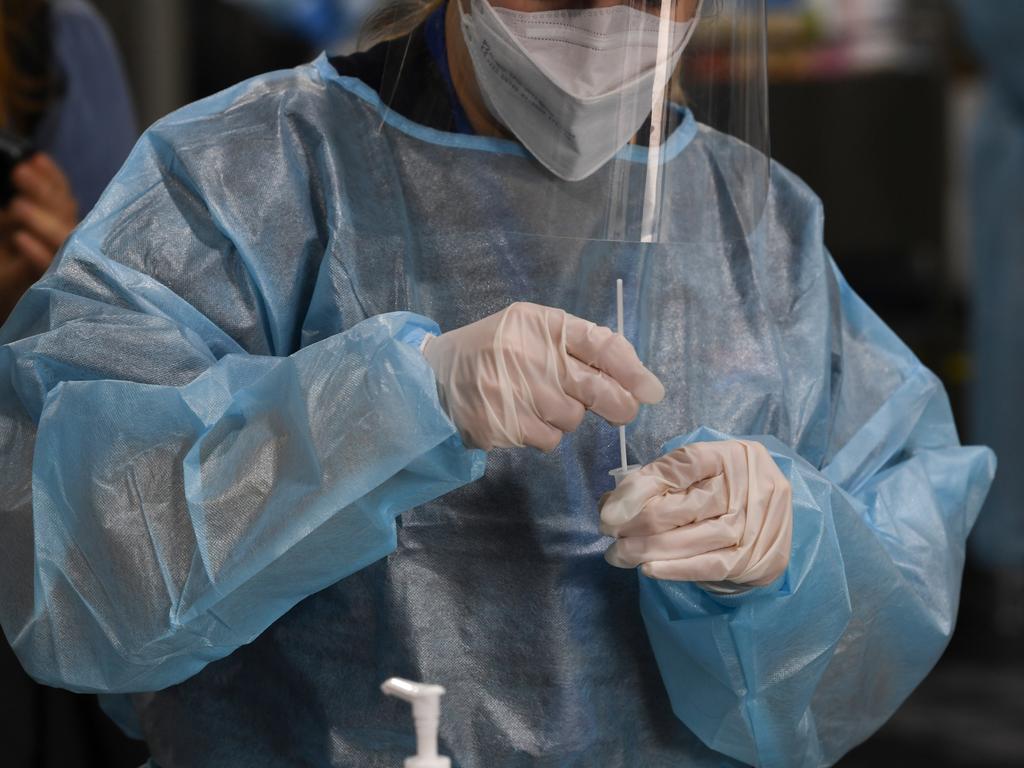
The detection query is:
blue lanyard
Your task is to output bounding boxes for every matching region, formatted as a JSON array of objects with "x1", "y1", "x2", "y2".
[{"x1": 423, "y1": 2, "x2": 475, "y2": 135}]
